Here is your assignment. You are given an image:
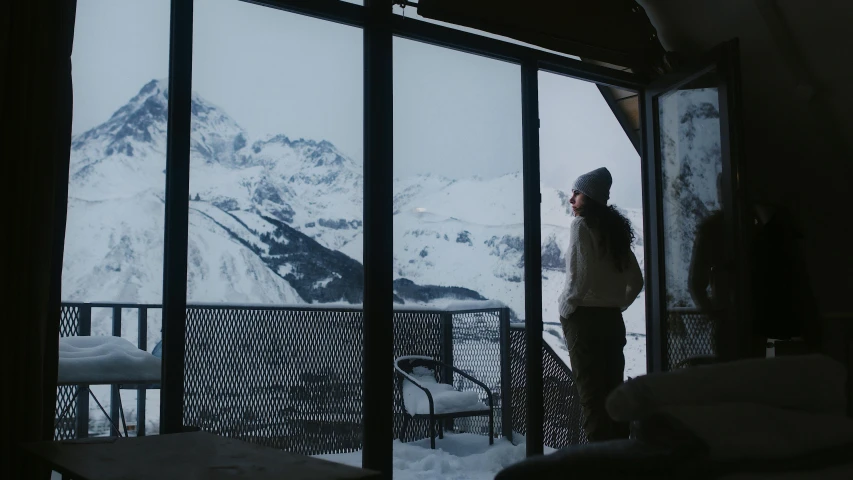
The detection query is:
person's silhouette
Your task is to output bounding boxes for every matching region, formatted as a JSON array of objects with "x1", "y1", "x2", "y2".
[{"x1": 687, "y1": 173, "x2": 728, "y2": 358}]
